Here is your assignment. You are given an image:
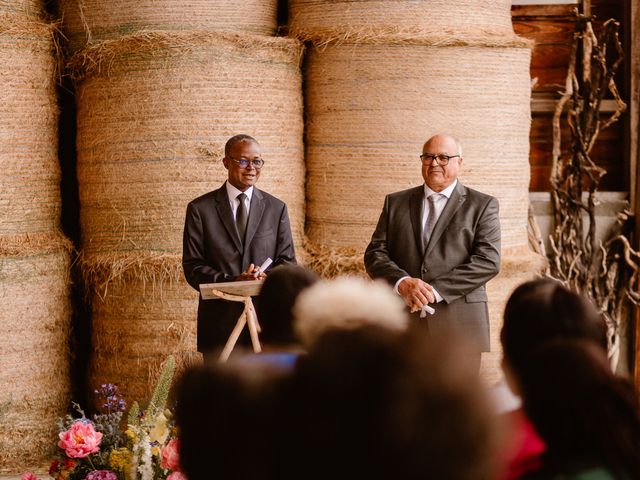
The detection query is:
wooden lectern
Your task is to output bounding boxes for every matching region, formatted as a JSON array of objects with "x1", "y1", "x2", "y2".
[{"x1": 200, "y1": 280, "x2": 264, "y2": 362}]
